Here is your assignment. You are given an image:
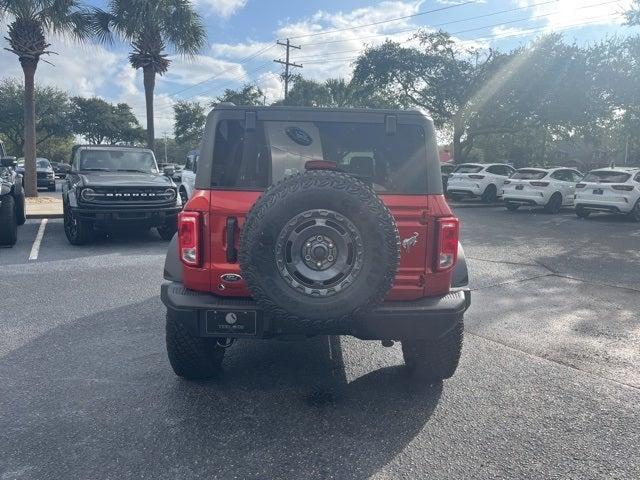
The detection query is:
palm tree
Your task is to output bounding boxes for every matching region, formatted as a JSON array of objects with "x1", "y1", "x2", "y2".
[
  {"x1": 1, "y1": 0, "x2": 92, "y2": 197},
  {"x1": 93, "y1": 1, "x2": 206, "y2": 151}
]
